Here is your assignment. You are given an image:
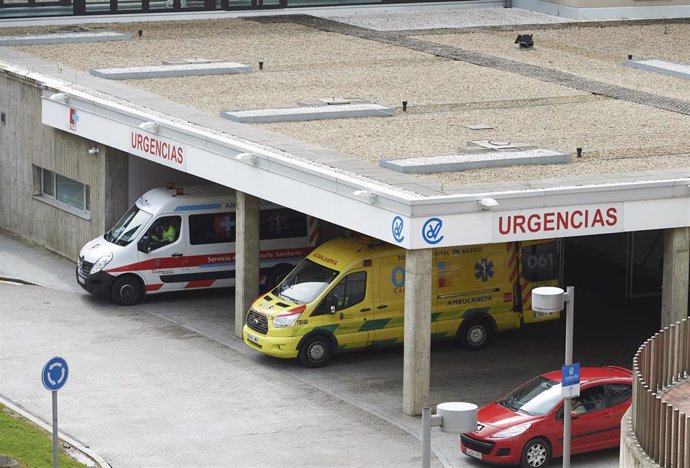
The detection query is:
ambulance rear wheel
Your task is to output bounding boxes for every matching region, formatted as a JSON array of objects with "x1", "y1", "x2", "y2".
[
  {"x1": 298, "y1": 335, "x2": 333, "y2": 368},
  {"x1": 458, "y1": 318, "x2": 492, "y2": 351},
  {"x1": 111, "y1": 276, "x2": 144, "y2": 306}
]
